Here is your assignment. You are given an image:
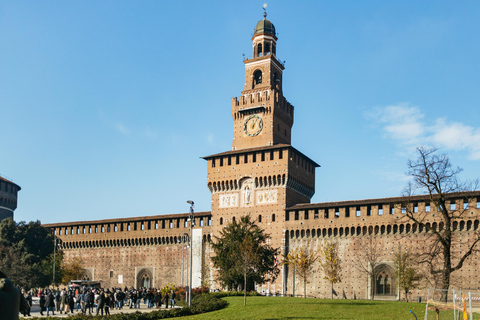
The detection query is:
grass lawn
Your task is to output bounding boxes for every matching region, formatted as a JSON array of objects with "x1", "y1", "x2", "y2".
[{"x1": 178, "y1": 296, "x2": 479, "y2": 320}]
